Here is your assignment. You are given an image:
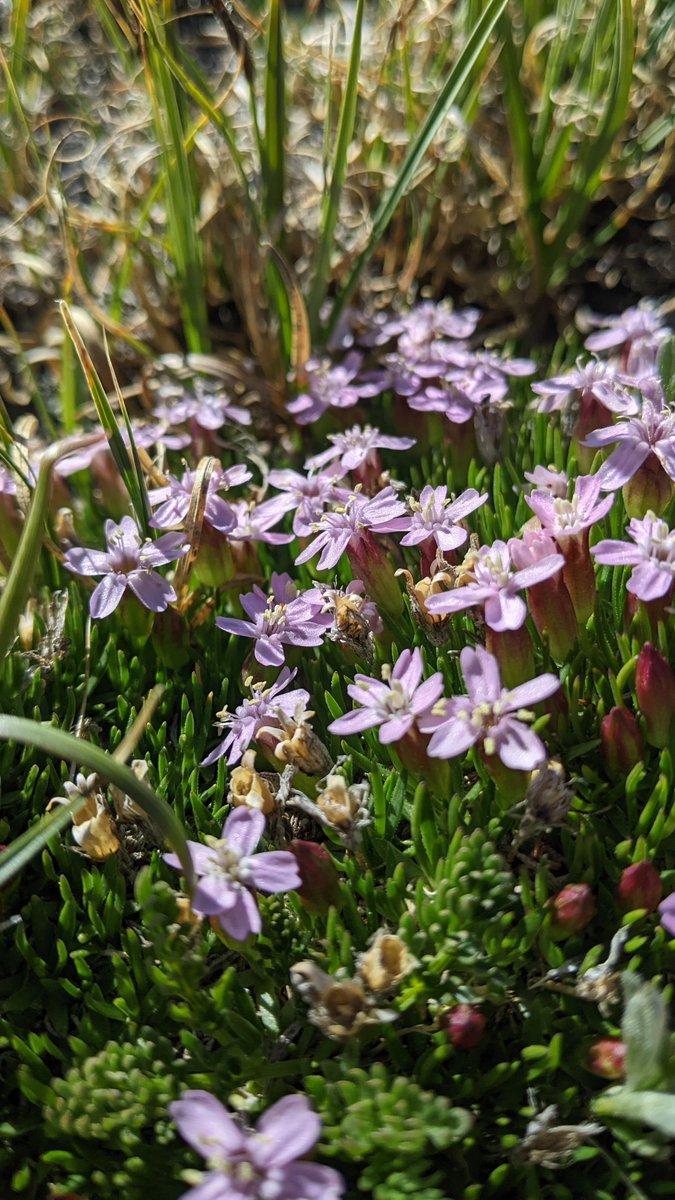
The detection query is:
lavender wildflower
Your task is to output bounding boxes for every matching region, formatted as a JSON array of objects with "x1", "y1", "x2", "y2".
[
  {"x1": 328, "y1": 647, "x2": 444, "y2": 745},
  {"x1": 523, "y1": 466, "x2": 569, "y2": 498},
  {"x1": 202, "y1": 669, "x2": 309, "y2": 766},
  {"x1": 532, "y1": 359, "x2": 638, "y2": 419},
  {"x1": 584, "y1": 301, "x2": 669, "y2": 376},
  {"x1": 525, "y1": 474, "x2": 614, "y2": 622},
  {"x1": 149, "y1": 465, "x2": 251, "y2": 533},
  {"x1": 425, "y1": 539, "x2": 563, "y2": 631},
  {"x1": 164, "y1": 808, "x2": 300, "y2": 940},
  {"x1": 583, "y1": 400, "x2": 675, "y2": 504},
  {"x1": 419, "y1": 645, "x2": 560, "y2": 770},
  {"x1": 305, "y1": 424, "x2": 415, "y2": 475},
  {"x1": 170, "y1": 1090, "x2": 344, "y2": 1200},
  {"x1": 267, "y1": 467, "x2": 349, "y2": 537},
  {"x1": 393, "y1": 485, "x2": 488, "y2": 555},
  {"x1": 288, "y1": 353, "x2": 385, "y2": 425},
  {"x1": 592, "y1": 513, "x2": 675, "y2": 603},
  {"x1": 154, "y1": 379, "x2": 252, "y2": 429},
  {"x1": 63, "y1": 516, "x2": 188, "y2": 619},
  {"x1": 216, "y1": 572, "x2": 333, "y2": 667},
  {"x1": 295, "y1": 486, "x2": 407, "y2": 571},
  {"x1": 228, "y1": 497, "x2": 294, "y2": 545}
]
